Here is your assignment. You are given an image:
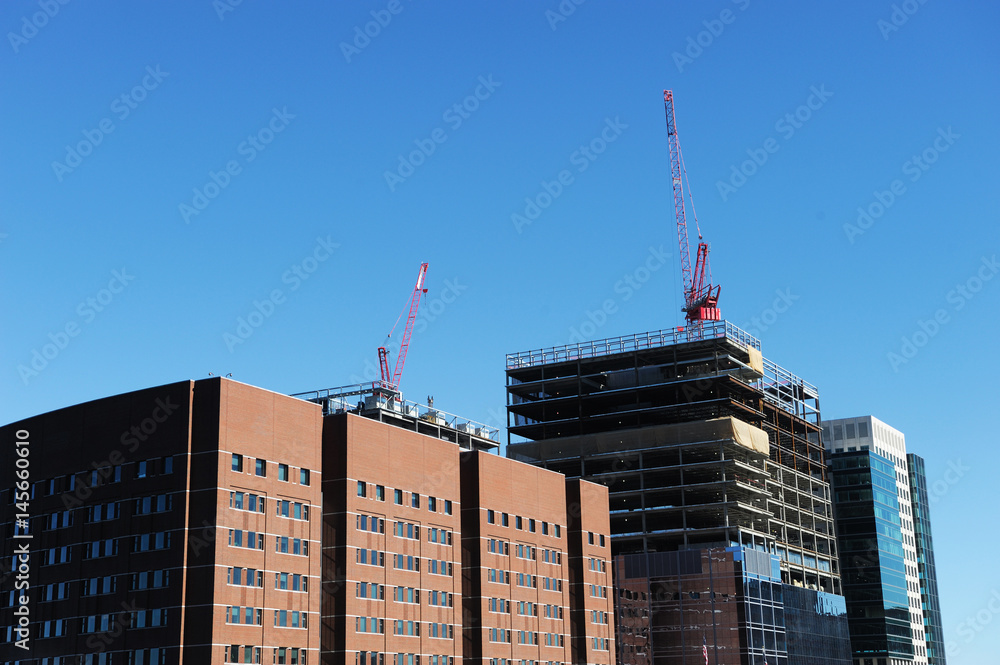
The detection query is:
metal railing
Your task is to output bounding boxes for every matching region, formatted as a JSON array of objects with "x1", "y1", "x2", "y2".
[
  {"x1": 505, "y1": 320, "x2": 761, "y2": 369},
  {"x1": 505, "y1": 320, "x2": 821, "y2": 422},
  {"x1": 291, "y1": 383, "x2": 500, "y2": 442}
]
